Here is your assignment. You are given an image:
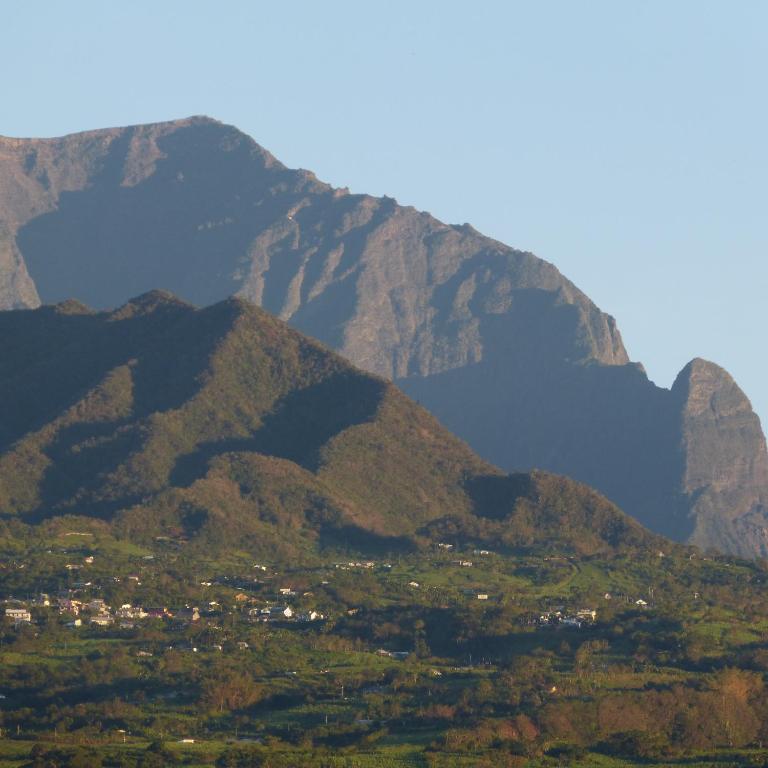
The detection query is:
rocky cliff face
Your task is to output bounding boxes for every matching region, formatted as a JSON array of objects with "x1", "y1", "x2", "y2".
[
  {"x1": 0, "y1": 223, "x2": 38, "y2": 309},
  {"x1": 0, "y1": 117, "x2": 766, "y2": 556},
  {"x1": 670, "y1": 359, "x2": 768, "y2": 557},
  {"x1": 0, "y1": 118, "x2": 627, "y2": 374}
]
